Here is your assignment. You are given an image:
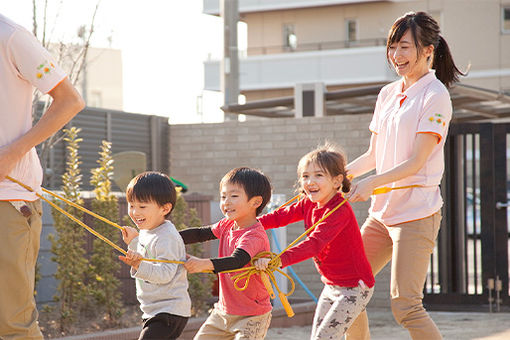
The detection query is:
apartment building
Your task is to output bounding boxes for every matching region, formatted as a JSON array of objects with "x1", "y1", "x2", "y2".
[{"x1": 204, "y1": 0, "x2": 510, "y2": 104}]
